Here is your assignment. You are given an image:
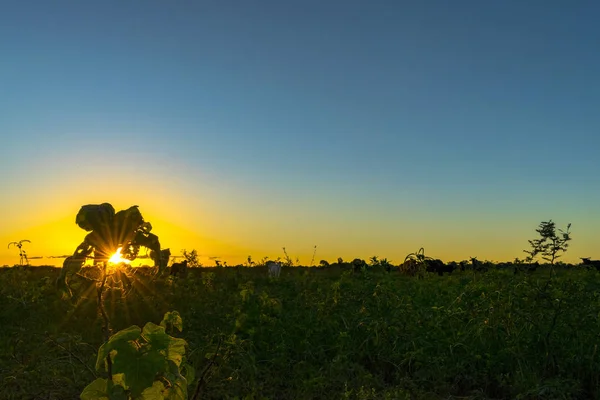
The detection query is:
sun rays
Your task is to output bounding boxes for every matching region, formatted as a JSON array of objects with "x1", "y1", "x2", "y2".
[
  {"x1": 57, "y1": 263, "x2": 170, "y2": 335},
  {"x1": 108, "y1": 247, "x2": 131, "y2": 267}
]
